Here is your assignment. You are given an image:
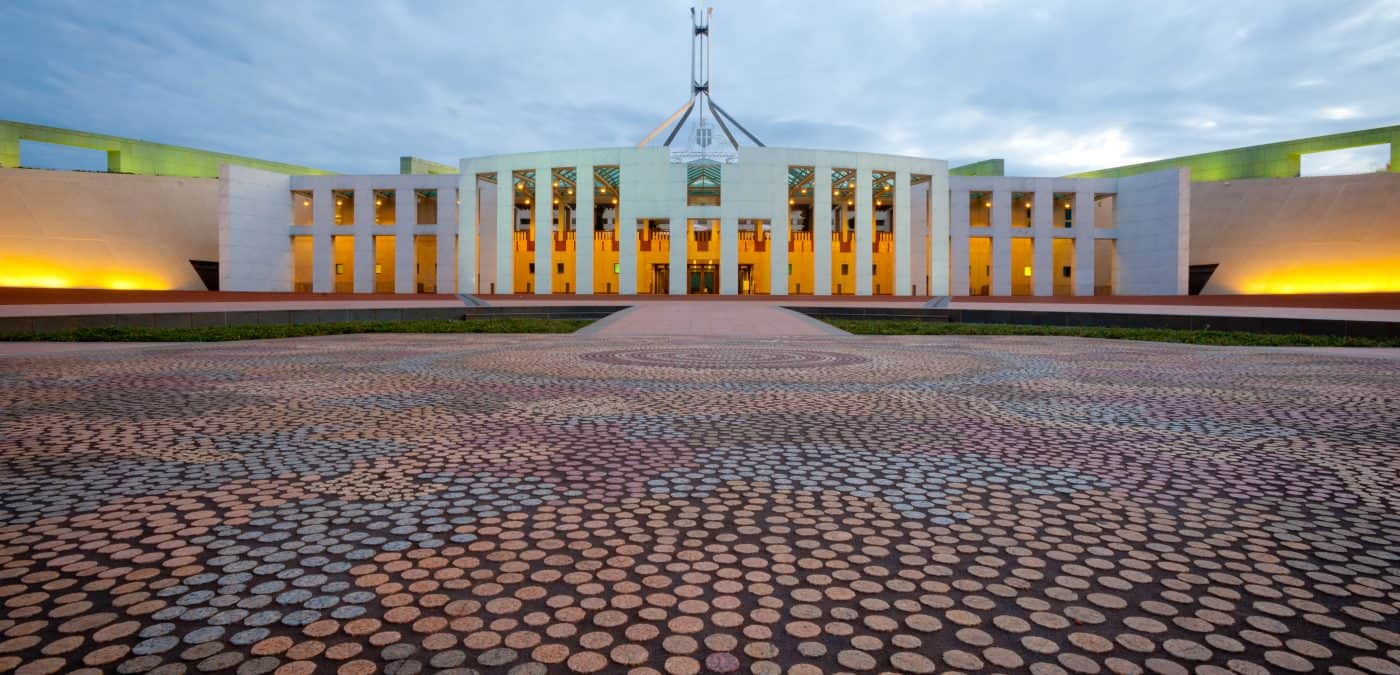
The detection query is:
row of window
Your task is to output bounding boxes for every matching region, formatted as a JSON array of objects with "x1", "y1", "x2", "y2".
[{"x1": 291, "y1": 189, "x2": 456, "y2": 227}]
